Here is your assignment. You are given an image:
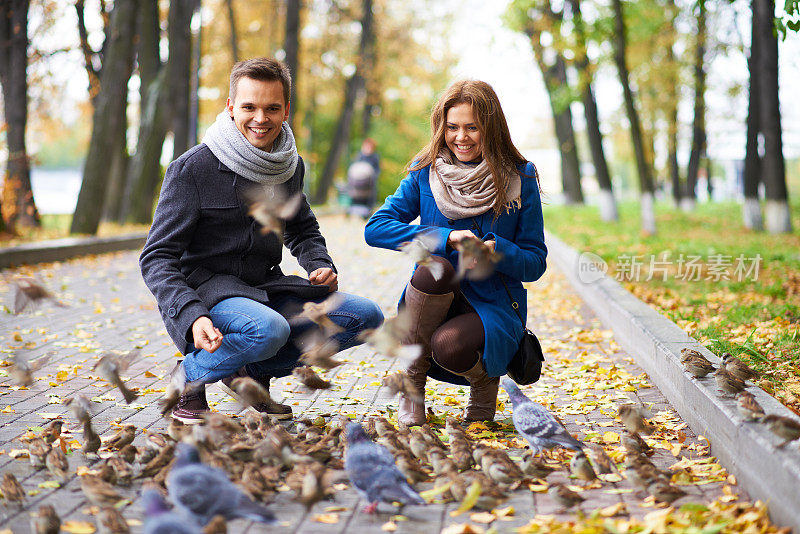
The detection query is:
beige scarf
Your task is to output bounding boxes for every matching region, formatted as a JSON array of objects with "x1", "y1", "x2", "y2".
[{"x1": 430, "y1": 150, "x2": 521, "y2": 220}]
